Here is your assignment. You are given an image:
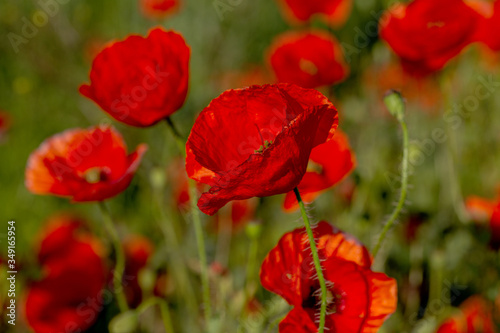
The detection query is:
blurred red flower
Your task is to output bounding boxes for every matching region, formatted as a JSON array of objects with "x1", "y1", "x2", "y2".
[
  {"x1": 379, "y1": 0, "x2": 481, "y2": 76},
  {"x1": 25, "y1": 215, "x2": 107, "y2": 333},
  {"x1": 80, "y1": 28, "x2": 190, "y2": 127},
  {"x1": 436, "y1": 296, "x2": 496, "y2": 333},
  {"x1": 283, "y1": 129, "x2": 355, "y2": 211},
  {"x1": 268, "y1": 30, "x2": 349, "y2": 89},
  {"x1": 473, "y1": 0, "x2": 500, "y2": 51},
  {"x1": 465, "y1": 195, "x2": 500, "y2": 248},
  {"x1": 140, "y1": 0, "x2": 180, "y2": 19},
  {"x1": 275, "y1": 0, "x2": 353, "y2": 27},
  {"x1": 123, "y1": 235, "x2": 154, "y2": 308},
  {"x1": 25, "y1": 125, "x2": 147, "y2": 202},
  {"x1": 186, "y1": 83, "x2": 338, "y2": 215},
  {"x1": 260, "y1": 221, "x2": 397, "y2": 332}
]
